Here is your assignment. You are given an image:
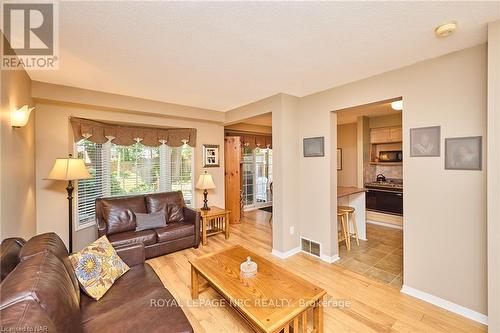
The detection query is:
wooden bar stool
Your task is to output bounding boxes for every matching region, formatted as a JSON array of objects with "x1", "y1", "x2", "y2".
[
  {"x1": 338, "y1": 206, "x2": 359, "y2": 249},
  {"x1": 337, "y1": 209, "x2": 350, "y2": 250}
]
